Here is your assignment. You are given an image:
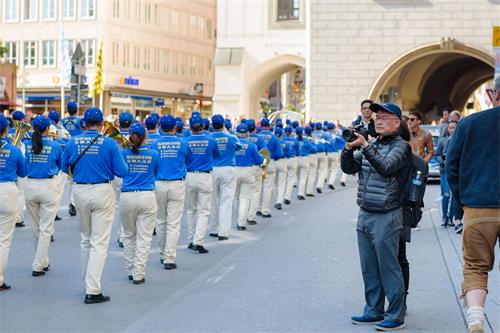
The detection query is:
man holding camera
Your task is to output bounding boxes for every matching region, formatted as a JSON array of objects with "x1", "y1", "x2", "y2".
[{"x1": 341, "y1": 103, "x2": 412, "y2": 331}]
